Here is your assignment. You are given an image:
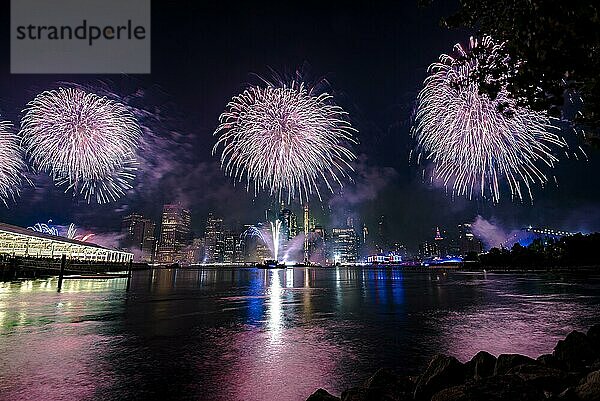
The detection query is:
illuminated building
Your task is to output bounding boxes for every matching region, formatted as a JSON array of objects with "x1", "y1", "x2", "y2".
[
  {"x1": 434, "y1": 226, "x2": 447, "y2": 257},
  {"x1": 307, "y1": 224, "x2": 327, "y2": 263},
  {"x1": 121, "y1": 214, "x2": 156, "y2": 262},
  {"x1": 419, "y1": 241, "x2": 436, "y2": 259},
  {"x1": 303, "y1": 204, "x2": 309, "y2": 262},
  {"x1": 458, "y1": 223, "x2": 483, "y2": 255},
  {"x1": 279, "y1": 207, "x2": 298, "y2": 240},
  {"x1": 204, "y1": 213, "x2": 224, "y2": 263},
  {"x1": 182, "y1": 238, "x2": 203, "y2": 265},
  {"x1": 156, "y1": 204, "x2": 192, "y2": 264},
  {"x1": 367, "y1": 253, "x2": 402, "y2": 264},
  {"x1": 223, "y1": 229, "x2": 244, "y2": 264},
  {"x1": 0, "y1": 222, "x2": 132, "y2": 262},
  {"x1": 331, "y1": 227, "x2": 357, "y2": 264}
]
